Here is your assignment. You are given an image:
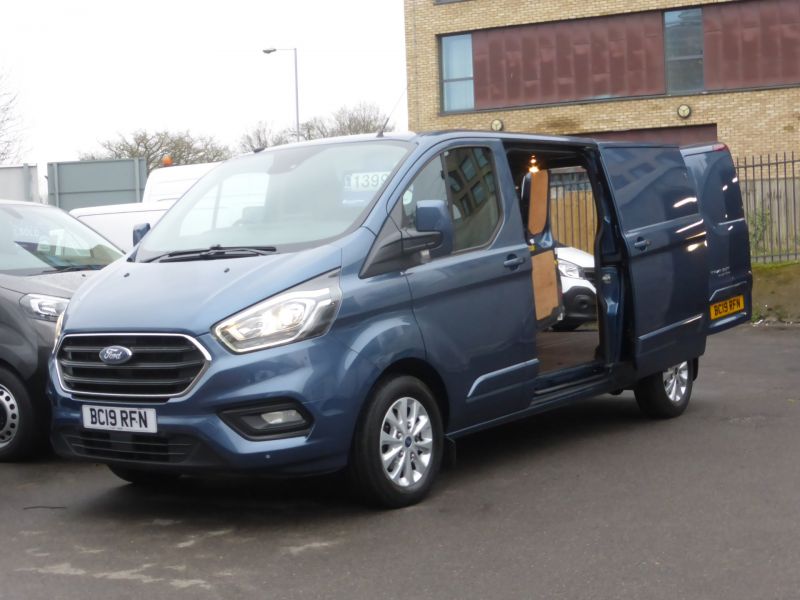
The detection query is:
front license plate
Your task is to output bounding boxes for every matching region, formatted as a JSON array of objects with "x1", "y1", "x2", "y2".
[
  {"x1": 81, "y1": 405, "x2": 157, "y2": 433},
  {"x1": 710, "y1": 295, "x2": 745, "y2": 320}
]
